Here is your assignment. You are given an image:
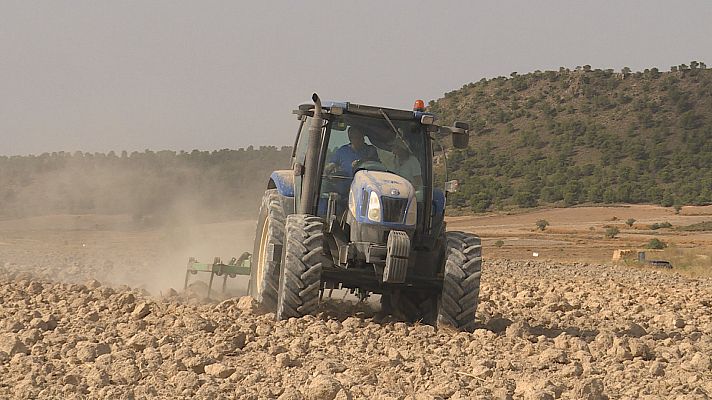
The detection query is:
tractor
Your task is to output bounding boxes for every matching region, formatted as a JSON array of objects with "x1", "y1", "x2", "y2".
[{"x1": 249, "y1": 94, "x2": 482, "y2": 331}]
